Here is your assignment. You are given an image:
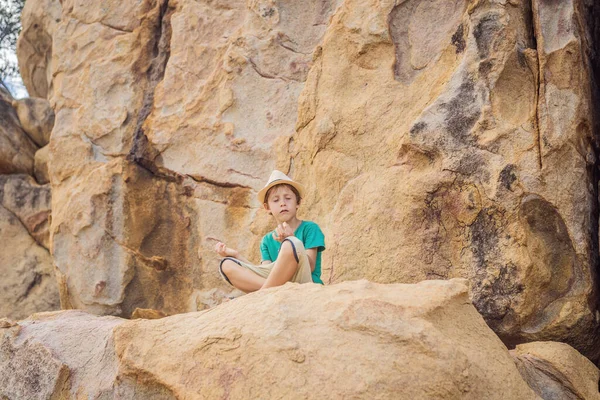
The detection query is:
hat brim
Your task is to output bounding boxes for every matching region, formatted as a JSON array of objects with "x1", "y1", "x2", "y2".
[{"x1": 258, "y1": 179, "x2": 305, "y2": 203}]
